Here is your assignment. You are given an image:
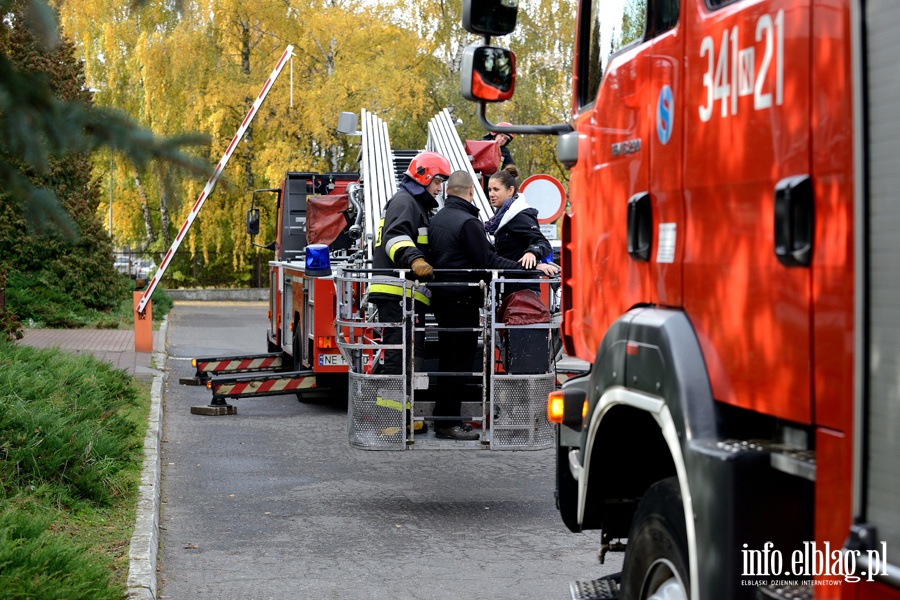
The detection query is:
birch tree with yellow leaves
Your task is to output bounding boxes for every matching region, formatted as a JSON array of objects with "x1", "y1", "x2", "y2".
[{"x1": 55, "y1": 0, "x2": 437, "y2": 285}]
